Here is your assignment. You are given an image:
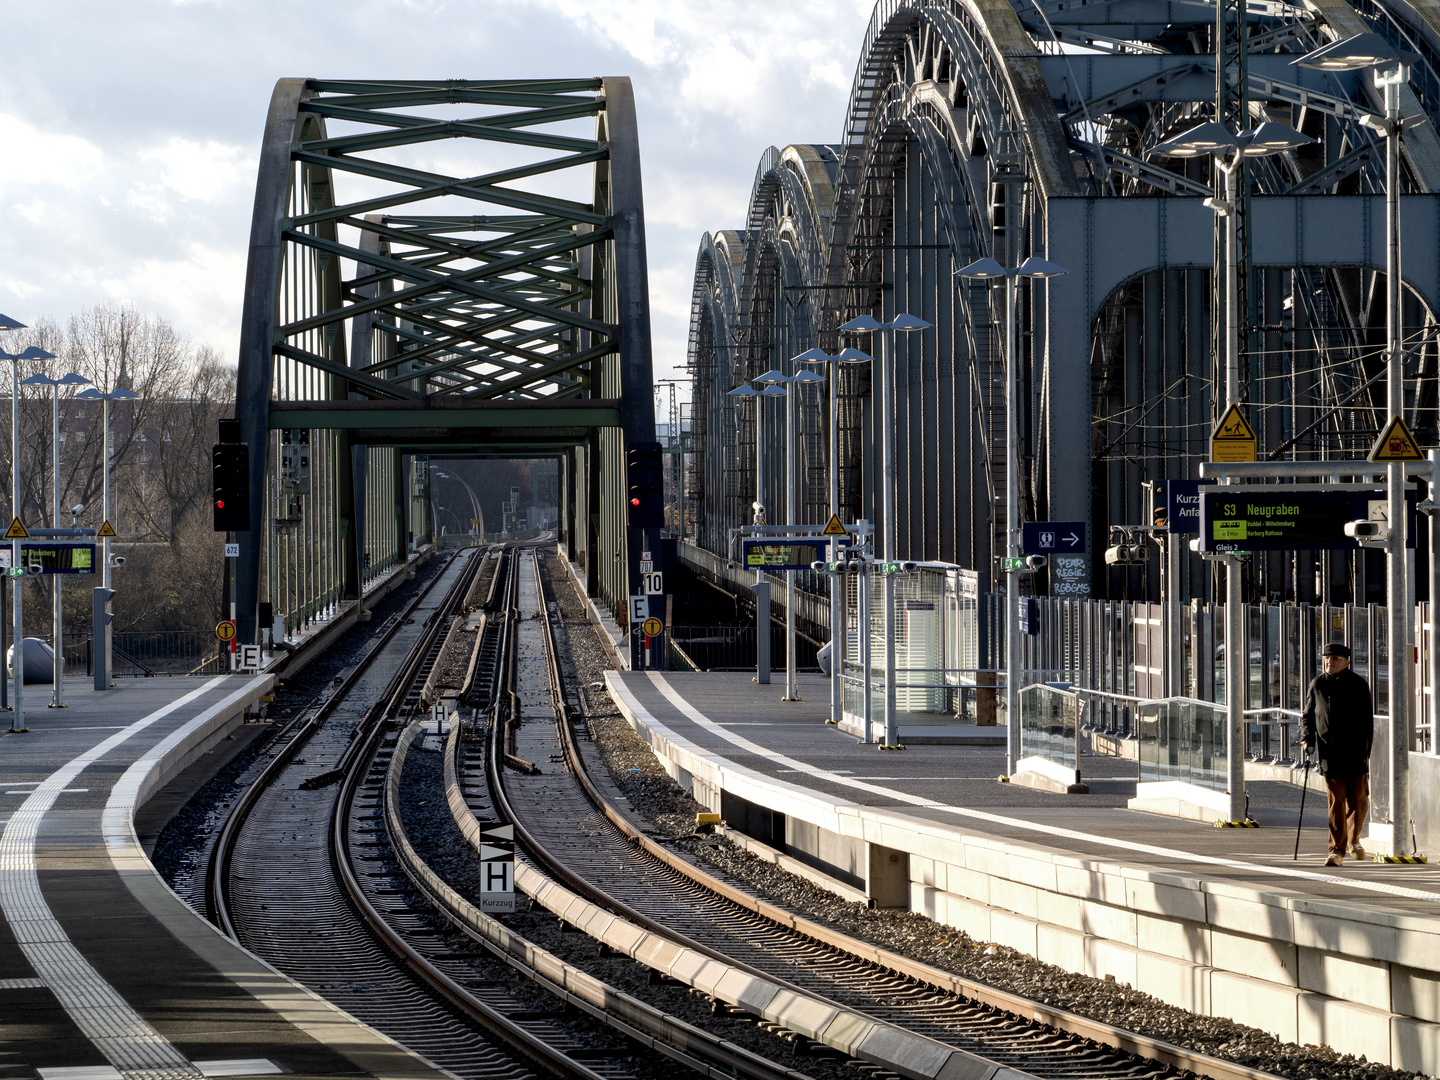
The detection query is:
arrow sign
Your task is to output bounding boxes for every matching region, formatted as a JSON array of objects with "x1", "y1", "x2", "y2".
[{"x1": 1021, "y1": 521, "x2": 1086, "y2": 555}]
